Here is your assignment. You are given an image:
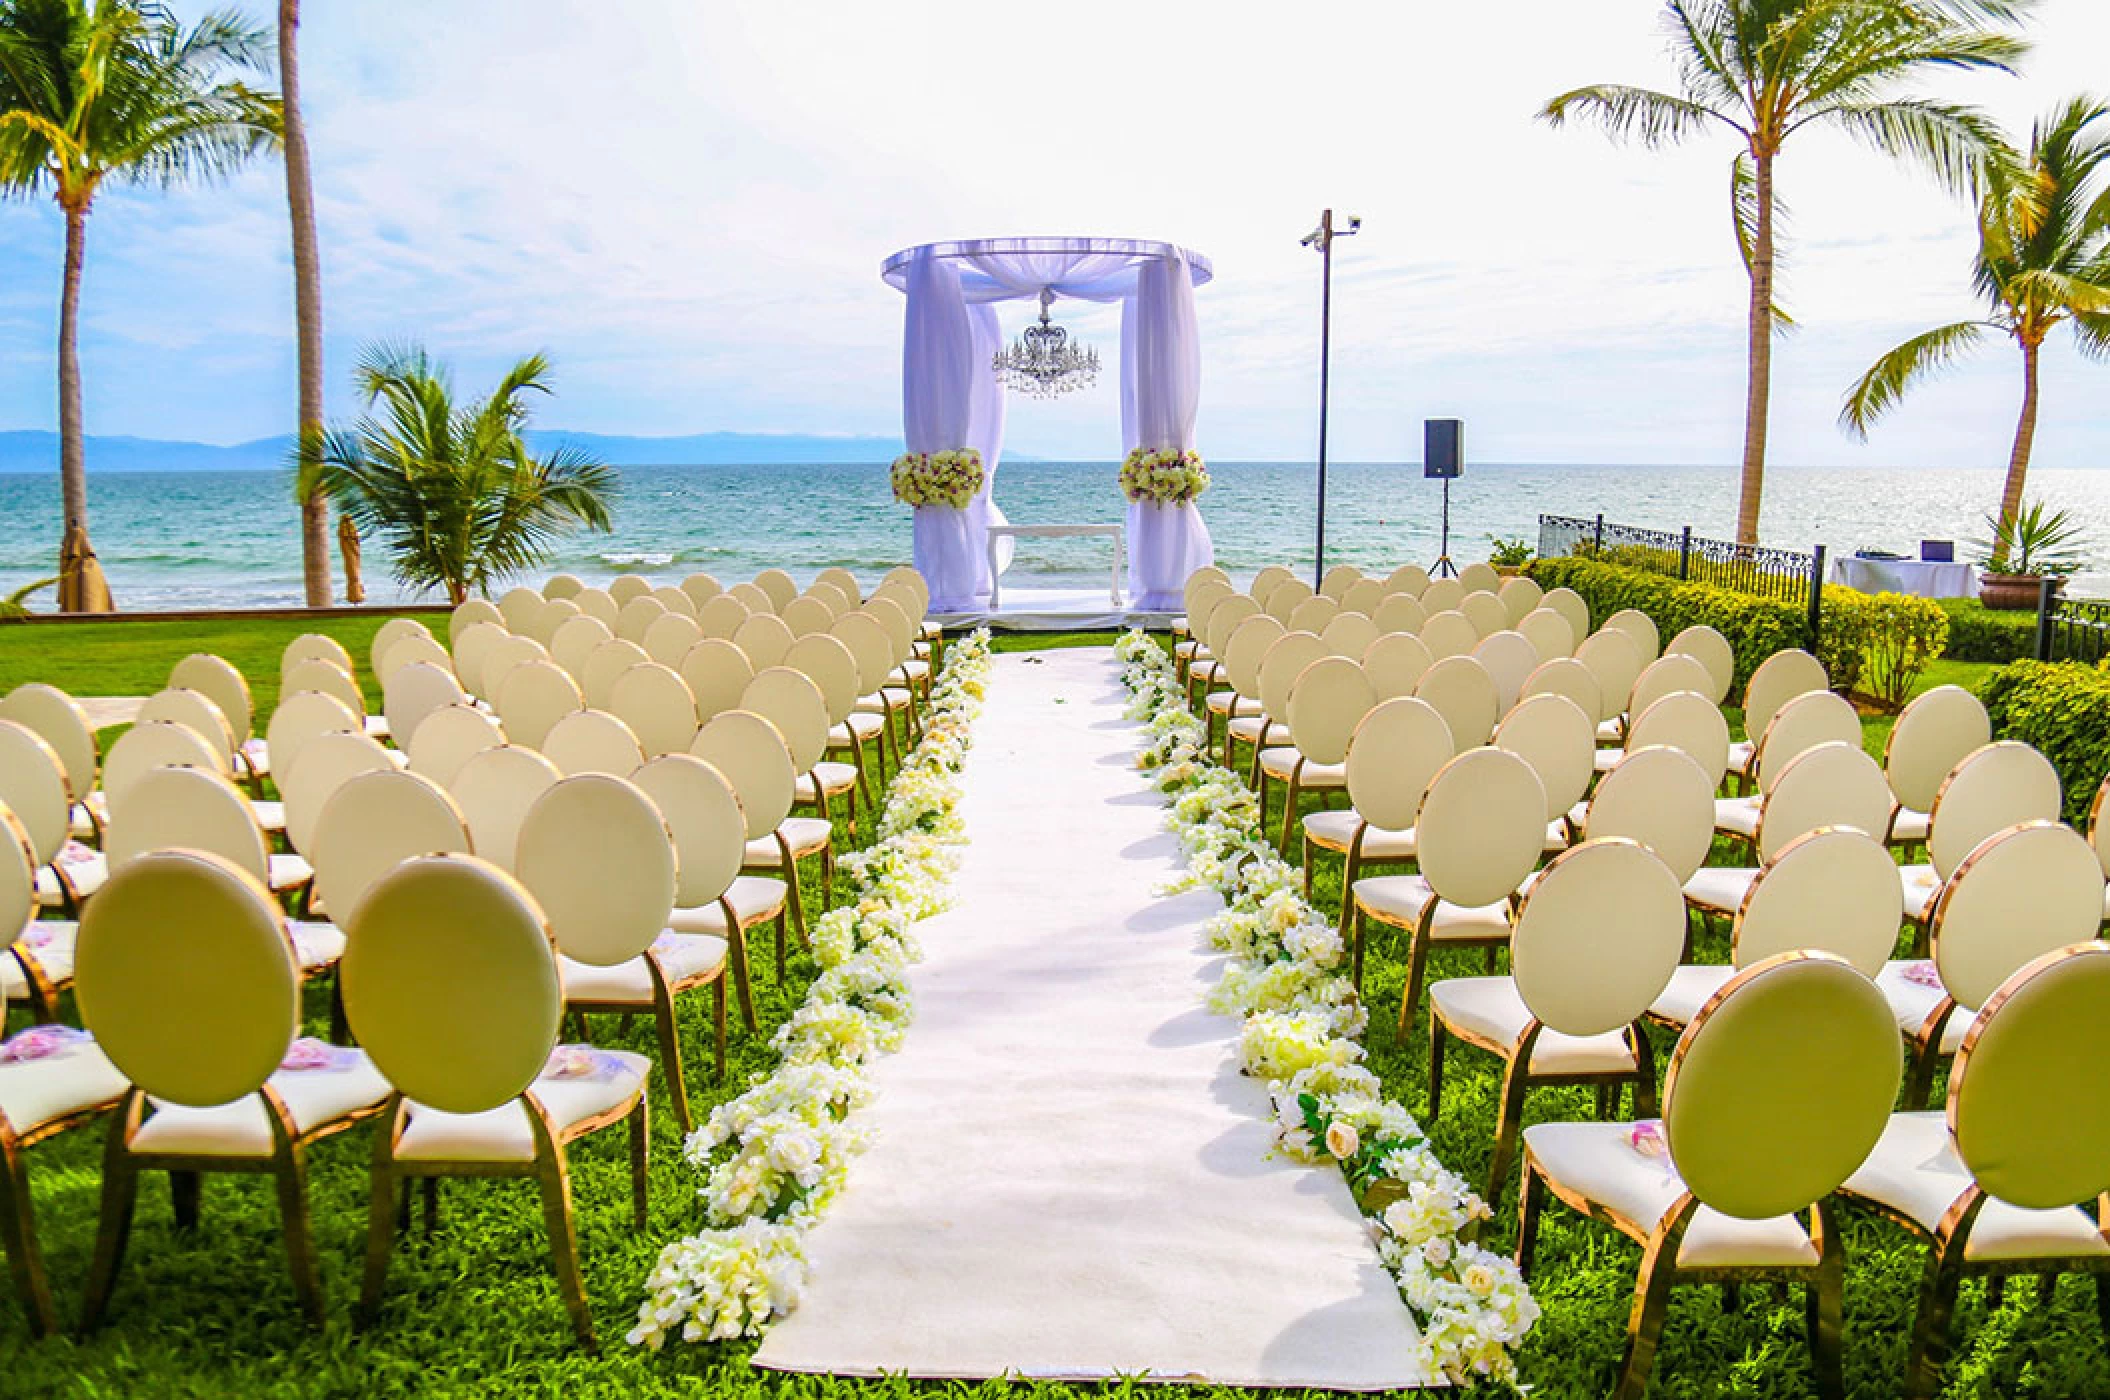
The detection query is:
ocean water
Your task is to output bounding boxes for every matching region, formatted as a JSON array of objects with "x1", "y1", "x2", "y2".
[{"x1": 1, "y1": 460, "x2": 2106, "y2": 610}]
